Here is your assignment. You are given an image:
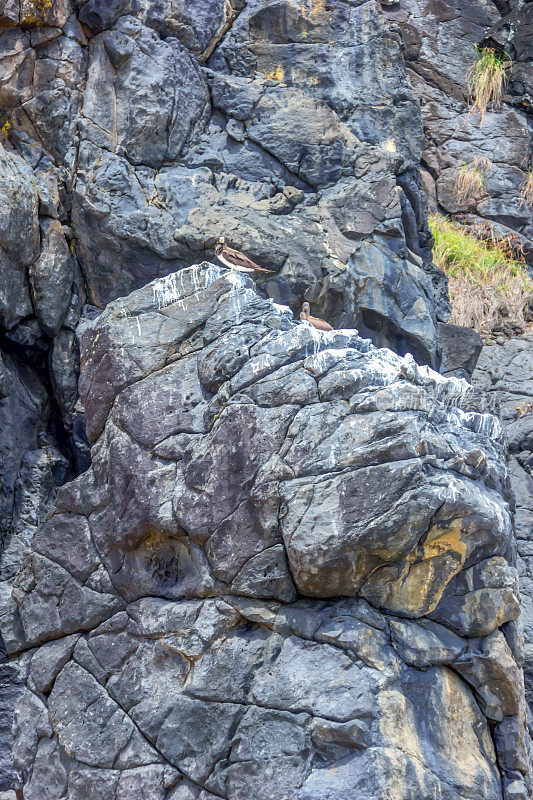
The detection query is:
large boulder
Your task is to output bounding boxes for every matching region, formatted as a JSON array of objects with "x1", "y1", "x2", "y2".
[{"x1": 4, "y1": 265, "x2": 529, "y2": 799}]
